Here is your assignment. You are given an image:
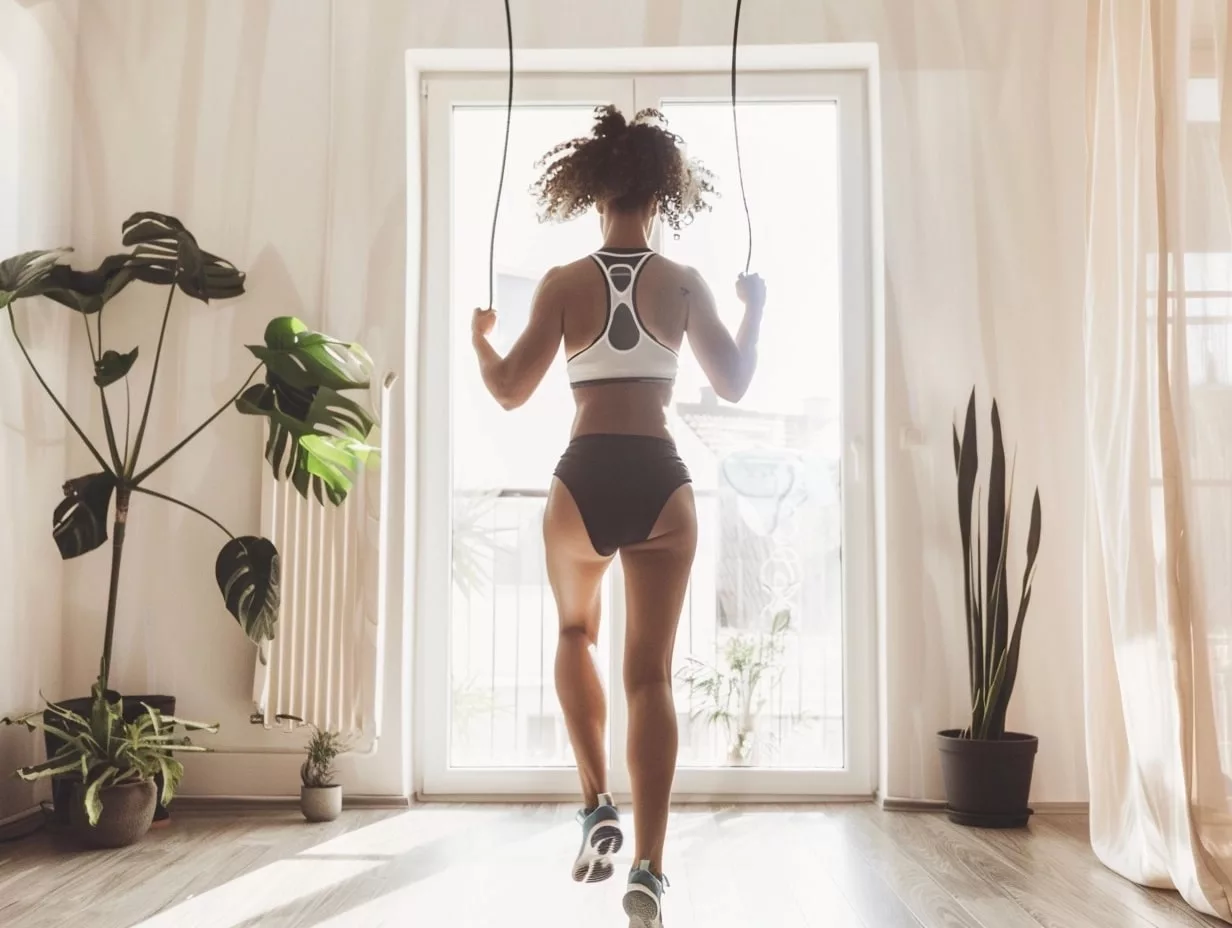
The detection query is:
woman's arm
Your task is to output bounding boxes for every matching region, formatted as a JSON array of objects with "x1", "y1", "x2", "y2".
[
  {"x1": 472, "y1": 268, "x2": 564, "y2": 410},
  {"x1": 683, "y1": 268, "x2": 766, "y2": 403}
]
